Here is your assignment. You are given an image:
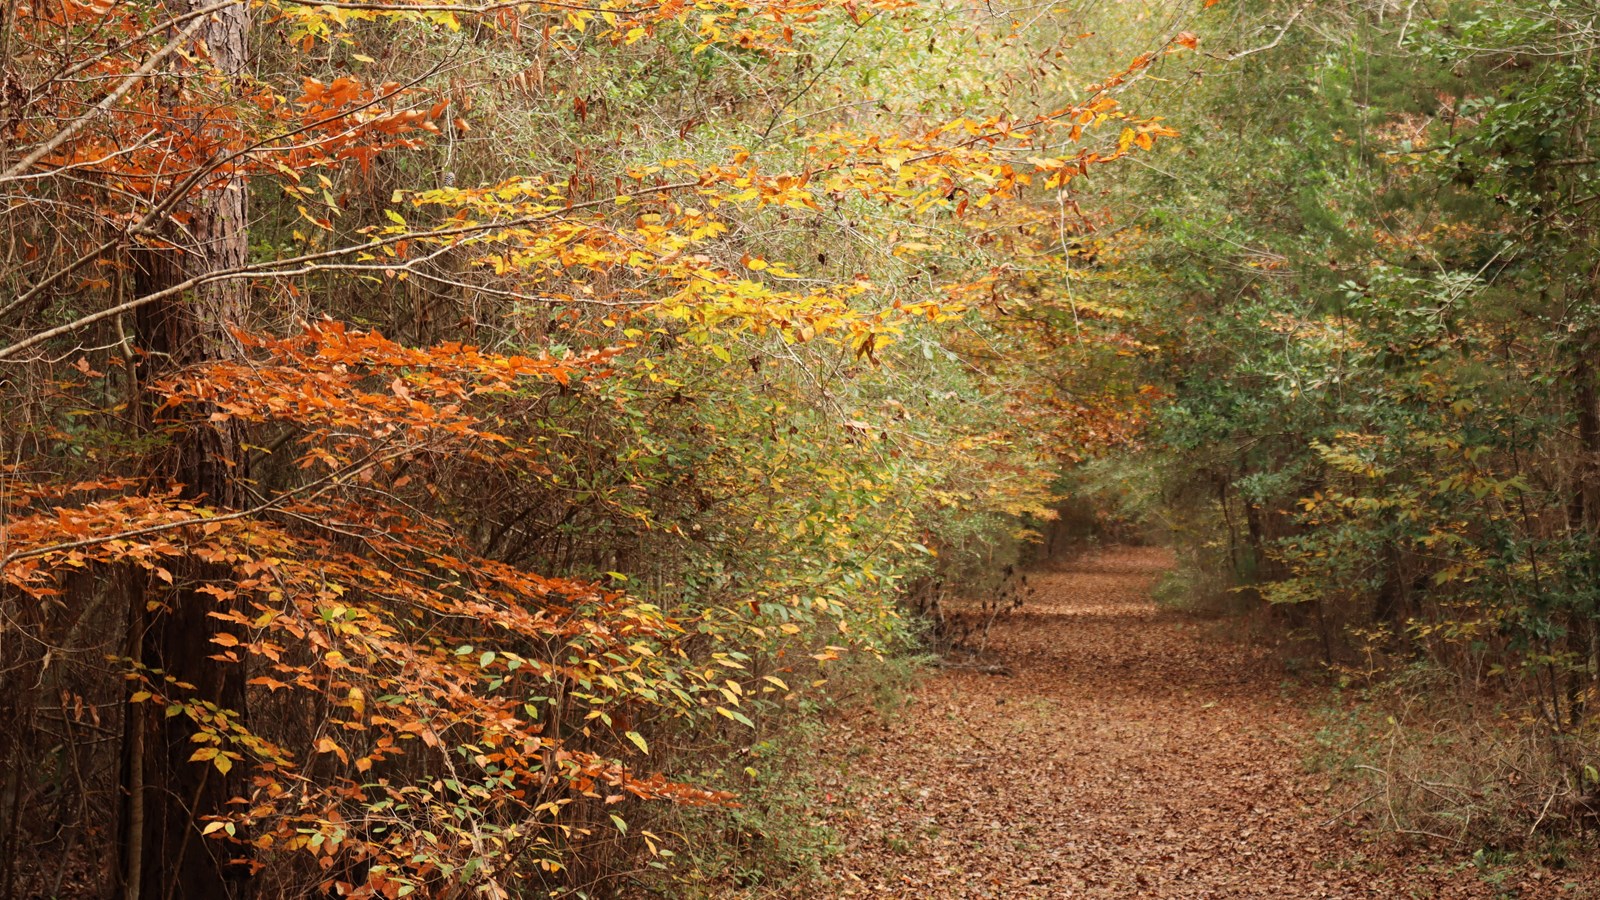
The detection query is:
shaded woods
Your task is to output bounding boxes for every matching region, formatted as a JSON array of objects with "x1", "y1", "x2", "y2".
[{"x1": 5, "y1": 0, "x2": 1600, "y2": 897}]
